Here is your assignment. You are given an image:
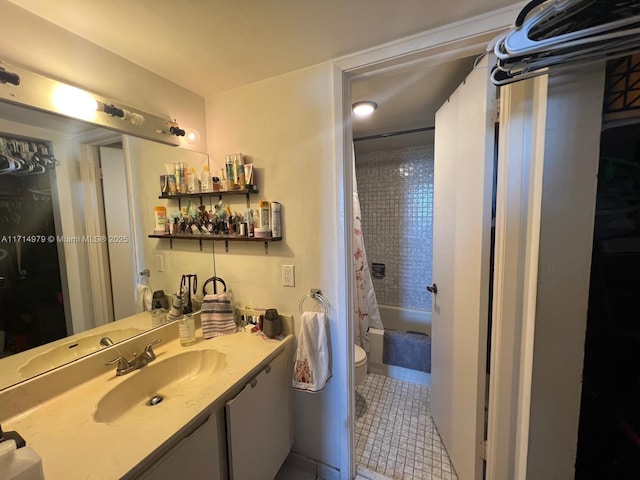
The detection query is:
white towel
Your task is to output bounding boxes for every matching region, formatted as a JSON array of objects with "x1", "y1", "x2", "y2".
[
  {"x1": 292, "y1": 312, "x2": 331, "y2": 392},
  {"x1": 136, "y1": 283, "x2": 152, "y2": 312}
]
